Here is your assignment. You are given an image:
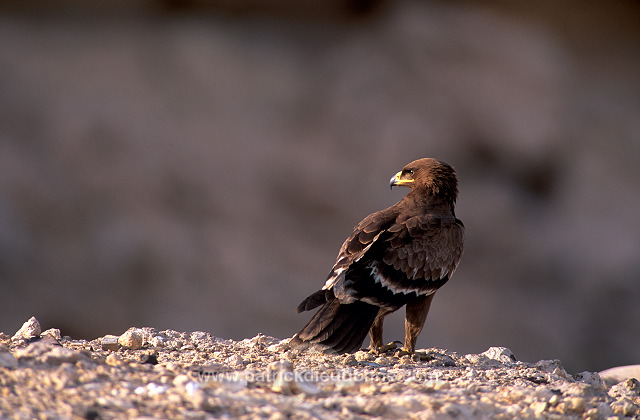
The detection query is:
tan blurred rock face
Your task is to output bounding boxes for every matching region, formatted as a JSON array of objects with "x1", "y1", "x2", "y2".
[{"x1": 0, "y1": 0, "x2": 639, "y2": 373}]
